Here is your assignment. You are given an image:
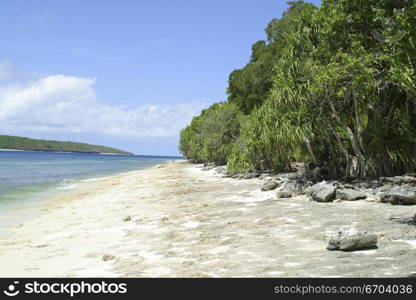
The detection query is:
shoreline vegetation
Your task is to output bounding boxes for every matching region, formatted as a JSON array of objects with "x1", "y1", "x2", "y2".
[
  {"x1": 1, "y1": 161, "x2": 415, "y2": 277},
  {"x1": 179, "y1": 0, "x2": 416, "y2": 179},
  {"x1": 0, "y1": 135, "x2": 132, "y2": 155}
]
